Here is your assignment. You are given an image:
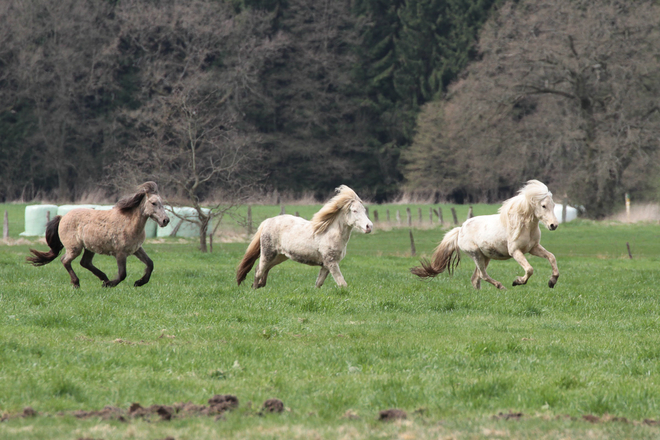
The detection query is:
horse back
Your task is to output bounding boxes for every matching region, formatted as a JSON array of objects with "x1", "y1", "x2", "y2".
[
  {"x1": 459, "y1": 214, "x2": 510, "y2": 259},
  {"x1": 261, "y1": 215, "x2": 322, "y2": 264},
  {"x1": 59, "y1": 207, "x2": 144, "y2": 256}
]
